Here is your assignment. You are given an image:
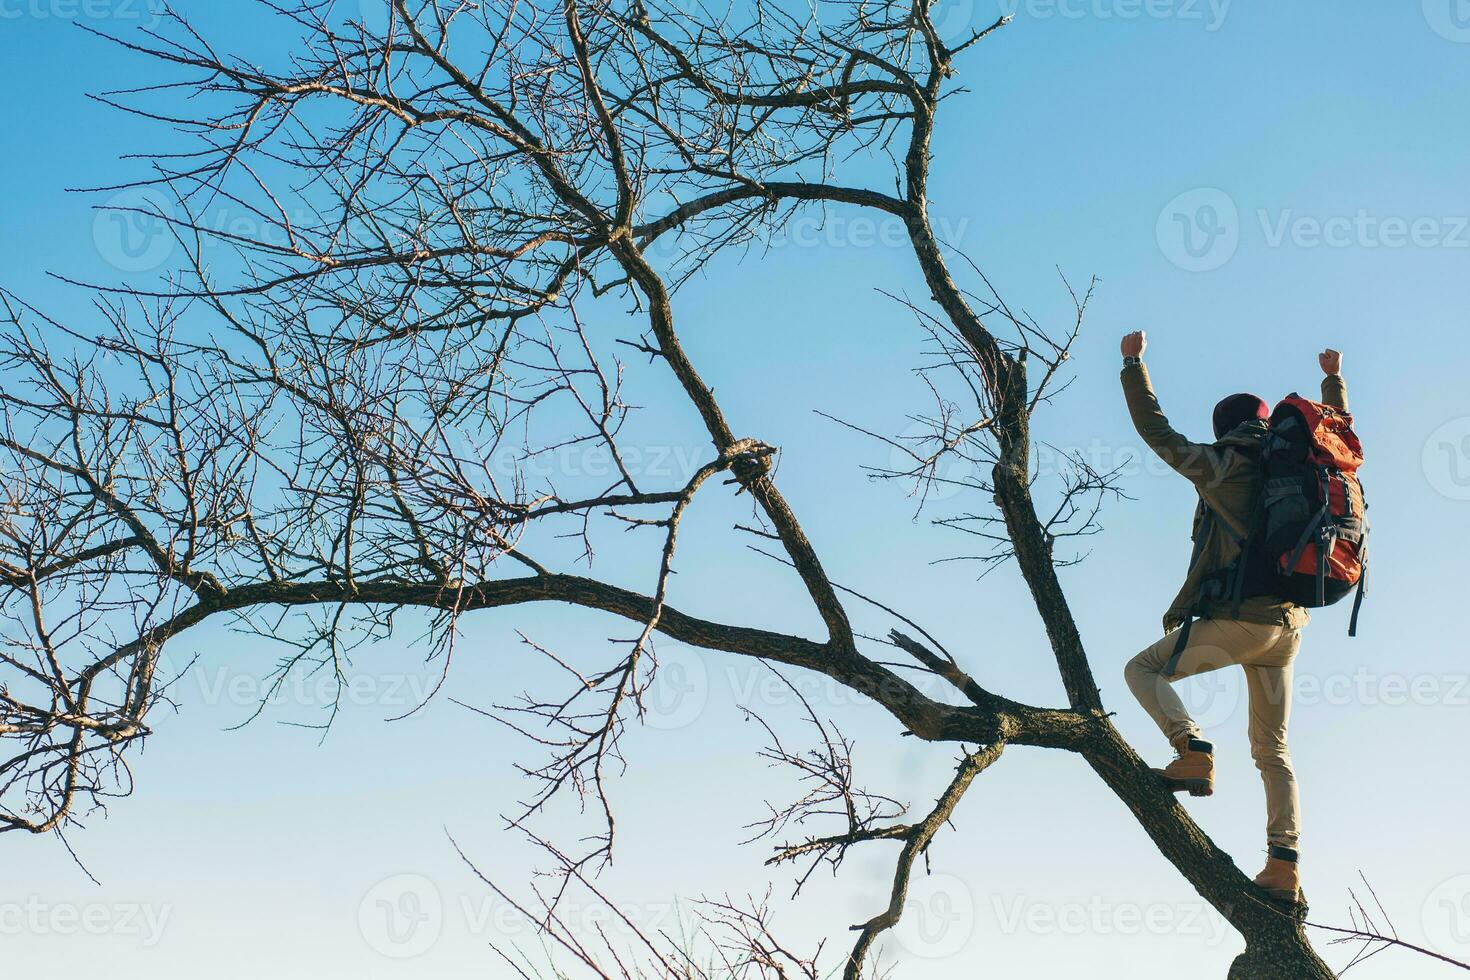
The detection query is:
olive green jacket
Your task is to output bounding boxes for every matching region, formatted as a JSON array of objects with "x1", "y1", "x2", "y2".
[{"x1": 1121, "y1": 363, "x2": 1350, "y2": 632}]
